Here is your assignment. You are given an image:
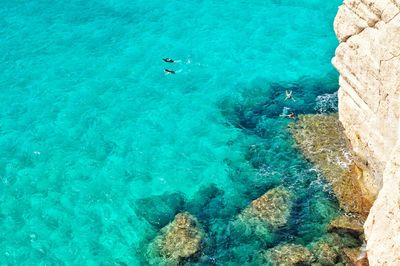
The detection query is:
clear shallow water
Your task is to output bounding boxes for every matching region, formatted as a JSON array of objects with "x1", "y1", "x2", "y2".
[{"x1": 0, "y1": 0, "x2": 343, "y2": 264}]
